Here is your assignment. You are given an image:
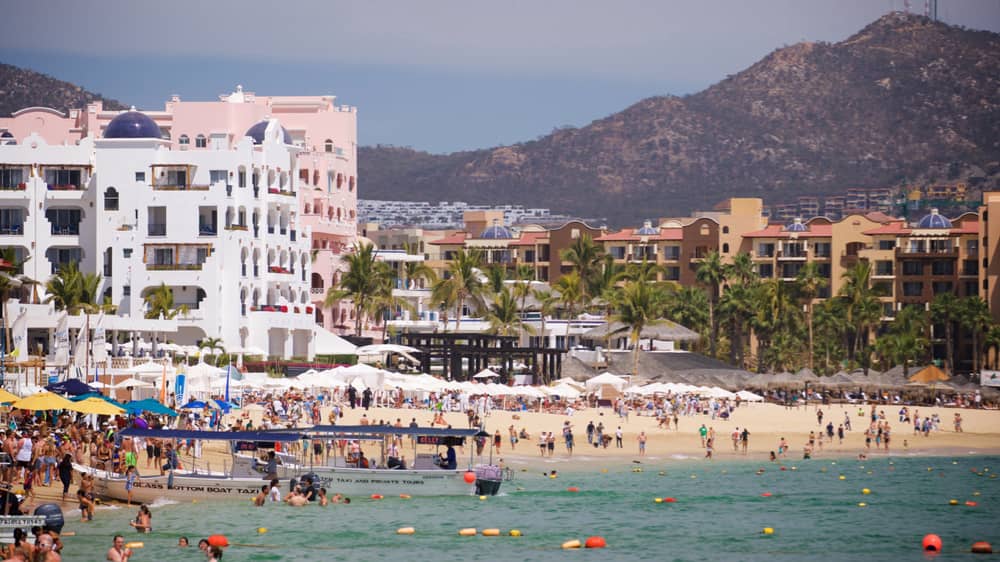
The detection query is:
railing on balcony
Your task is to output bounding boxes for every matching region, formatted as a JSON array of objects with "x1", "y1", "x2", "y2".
[
  {"x1": 51, "y1": 225, "x2": 80, "y2": 236},
  {"x1": 148, "y1": 223, "x2": 167, "y2": 236},
  {"x1": 897, "y1": 246, "x2": 957, "y2": 255},
  {"x1": 199, "y1": 225, "x2": 218, "y2": 236},
  {"x1": 0, "y1": 183, "x2": 27, "y2": 192},
  {"x1": 0, "y1": 225, "x2": 24, "y2": 235},
  {"x1": 147, "y1": 262, "x2": 204, "y2": 271},
  {"x1": 253, "y1": 265, "x2": 259, "y2": 277},
  {"x1": 225, "y1": 224, "x2": 249, "y2": 232},
  {"x1": 47, "y1": 183, "x2": 83, "y2": 191},
  {"x1": 267, "y1": 226, "x2": 275, "y2": 235}
]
